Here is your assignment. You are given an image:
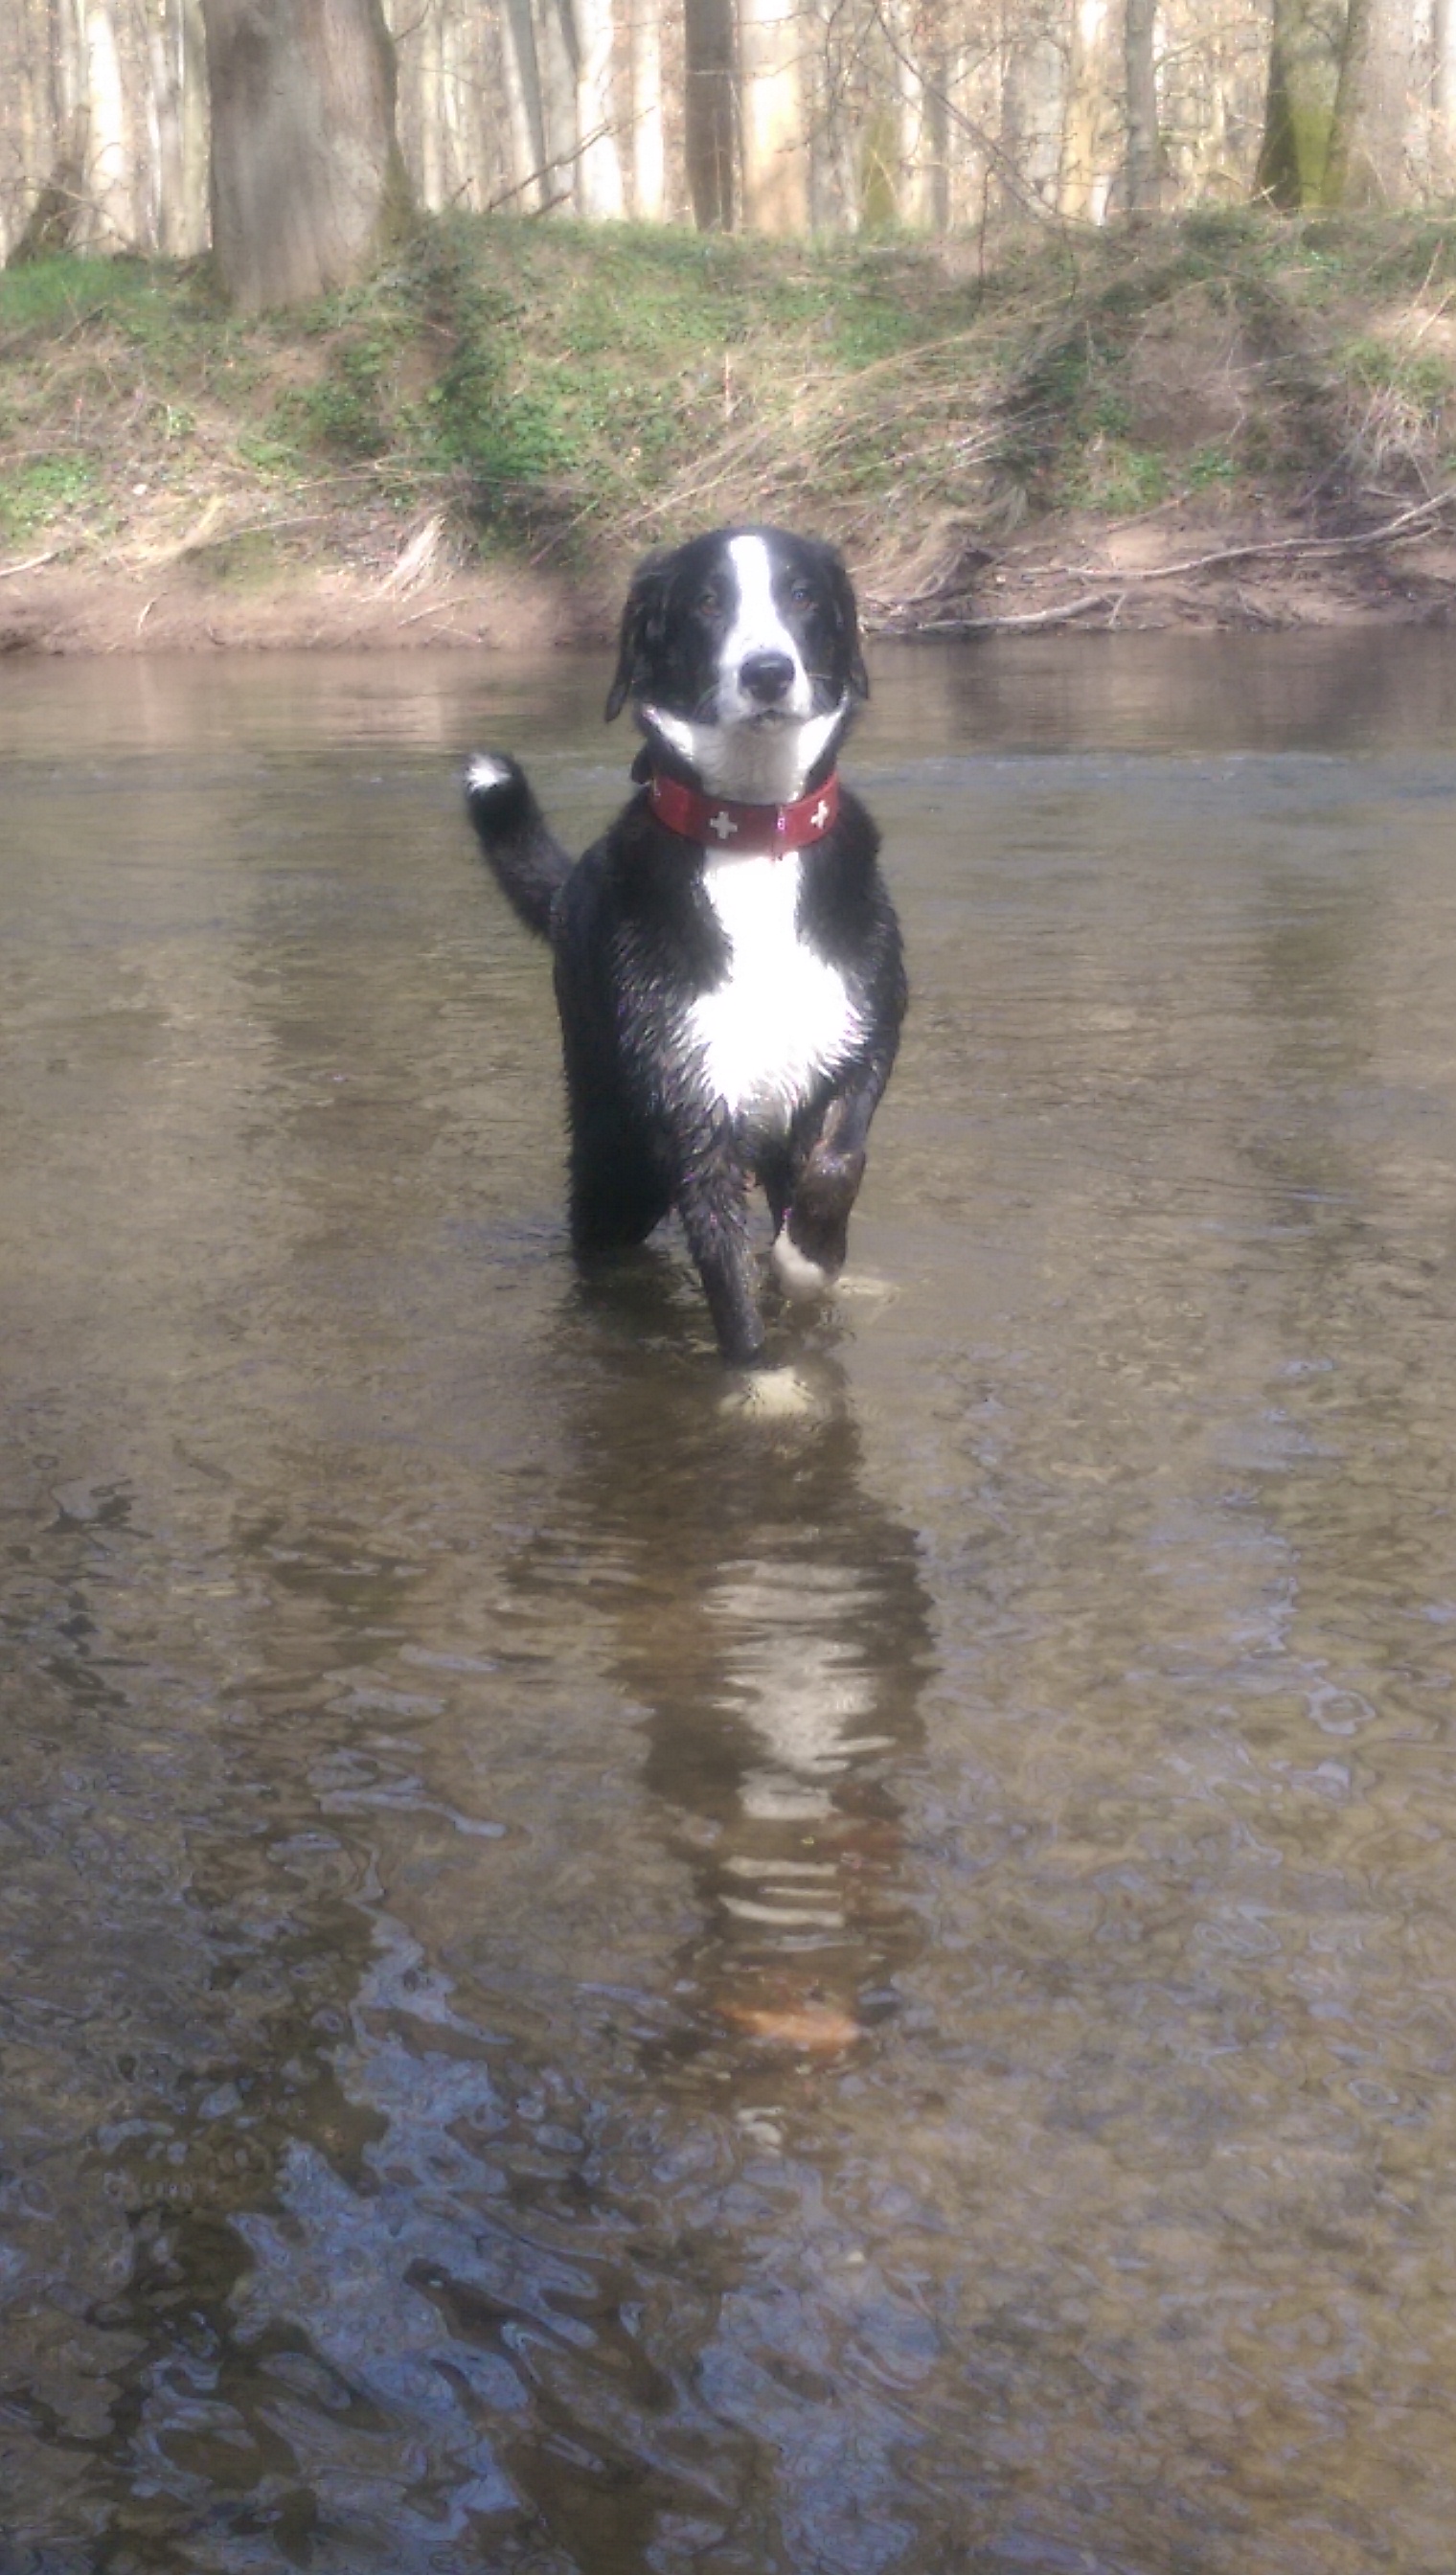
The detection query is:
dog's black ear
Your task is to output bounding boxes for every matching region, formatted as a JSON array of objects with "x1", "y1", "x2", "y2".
[
  {"x1": 604, "y1": 551, "x2": 671, "y2": 722},
  {"x1": 812, "y1": 538, "x2": 869, "y2": 702}
]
